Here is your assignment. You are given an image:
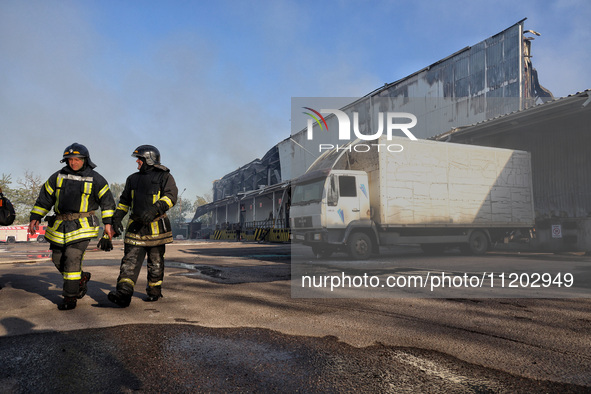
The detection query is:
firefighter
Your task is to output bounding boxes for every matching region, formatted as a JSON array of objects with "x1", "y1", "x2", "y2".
[
  {"x1": 28, "y1": 143, "x2": 116, "y2": 310},
  {"x1": 108, "y1": 145, "x2": 178, "y2": 307}
]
